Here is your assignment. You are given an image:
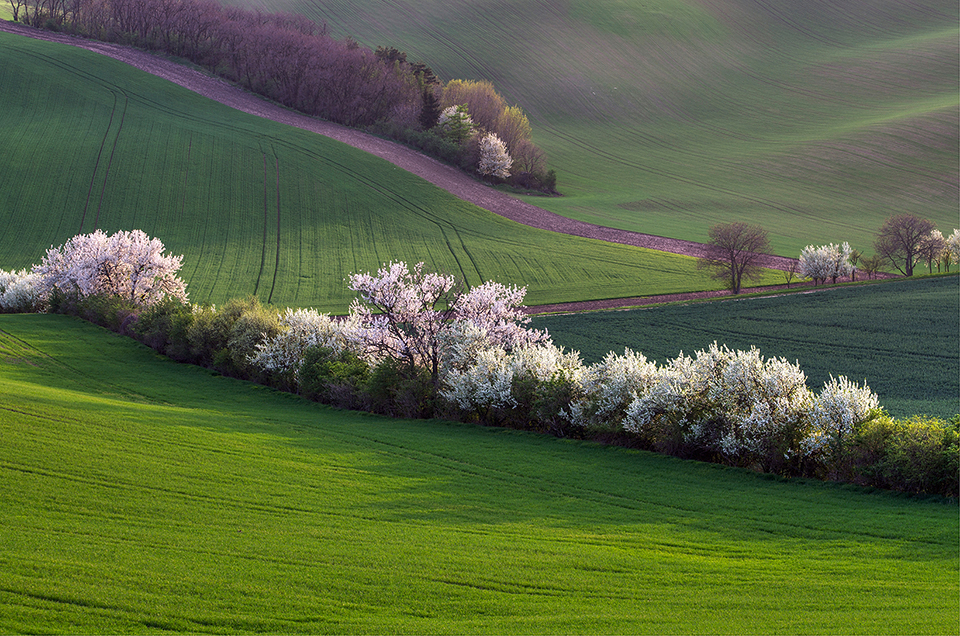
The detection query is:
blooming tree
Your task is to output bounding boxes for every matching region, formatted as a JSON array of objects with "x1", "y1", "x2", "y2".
[
  {"x1": 33, "y1": 229, "x2": 188, "y2": 305},
  {"x1": 946, "y1": 229, "x2": 960, "y2": 272},
  {"x1": 348, "y1": 261, "x2": 546, "y2": 389},
  {"x1": 799, "y1": 242, "x2": 854, "y2": 284},
  {"x1": 0, "y1": 268, "x2": 43, "y2": 313},
  {"x1": 348, "y1": 261, "x2": 459, "y2": 386},
  {"x1": 918, "y1": 229, "x2": 947, "y2": 273},
  {"x1": 477, "y1": 132, "x2": 512, "y2": 179}
]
